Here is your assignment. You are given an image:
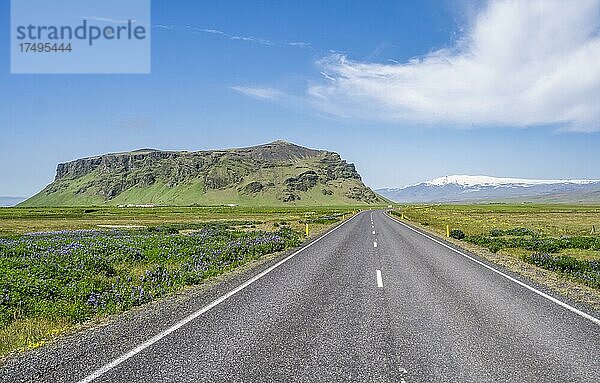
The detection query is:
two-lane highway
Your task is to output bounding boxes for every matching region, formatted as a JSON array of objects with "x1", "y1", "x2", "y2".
[{"x1": 3, "y1": 210, "x2": 599, "y2": 382}]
